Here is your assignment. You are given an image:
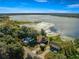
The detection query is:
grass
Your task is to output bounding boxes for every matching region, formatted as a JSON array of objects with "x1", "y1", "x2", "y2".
[
  {"x1": 47, "y1": 35, "x2": 62, "y2": 43},
  {"x1": 14, "y1": 21, "x2": 34, "y2": 24}
]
